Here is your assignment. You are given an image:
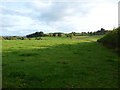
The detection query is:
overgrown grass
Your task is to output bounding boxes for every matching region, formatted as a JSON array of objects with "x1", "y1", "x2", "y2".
[{"x1": 2, "y1": 36, "x2": 119, "y2": 88}]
